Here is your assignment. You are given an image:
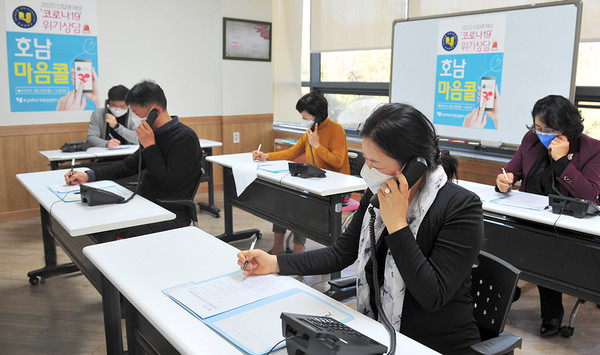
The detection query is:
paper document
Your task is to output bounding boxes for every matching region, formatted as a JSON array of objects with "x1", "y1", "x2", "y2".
[
  {"x1": 479, "y1": 189, "x2": 548, "y2": 211},
  {"x1": 205, "y1": 288, "x2": 354, "y2": 355},
  {"x1": 257, "y1": 161, "x2": 289, "y2": 173},
  {"x1": 164, "y1": 271, "x2": 294, "y2": 318},
  {"x1": 232, "y1": 162, "x2": 258, "y2": 197}
]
